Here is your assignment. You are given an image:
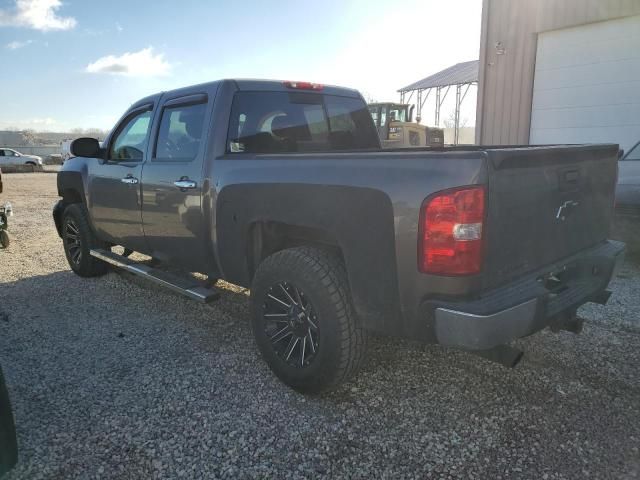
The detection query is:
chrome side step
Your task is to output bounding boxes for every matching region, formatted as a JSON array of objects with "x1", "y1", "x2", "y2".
[{"x1": 90, "y1": 249, "x2": 220, "y2": 303}]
